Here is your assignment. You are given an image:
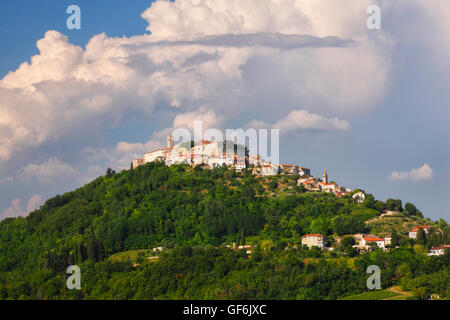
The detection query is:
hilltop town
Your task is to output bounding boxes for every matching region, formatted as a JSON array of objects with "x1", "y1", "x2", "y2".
[
  {"x1": 131, "y1": 135, "x2": 448, "y2": 257},
  {"x1": 133, "y1": 135, "x2": 352, "y2": 197}
]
